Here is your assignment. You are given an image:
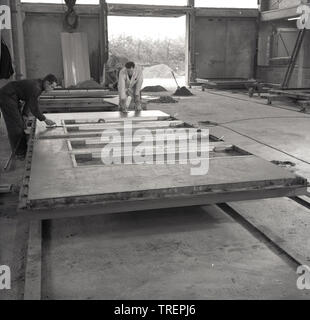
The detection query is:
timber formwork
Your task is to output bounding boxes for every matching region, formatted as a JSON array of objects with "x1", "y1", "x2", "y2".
[
  {"x1": 18, "y1": 110, "x2": 308, "y2": 221},
  {"x1": 39, "y1": 89, "x2": 119, "y2": 113}
]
